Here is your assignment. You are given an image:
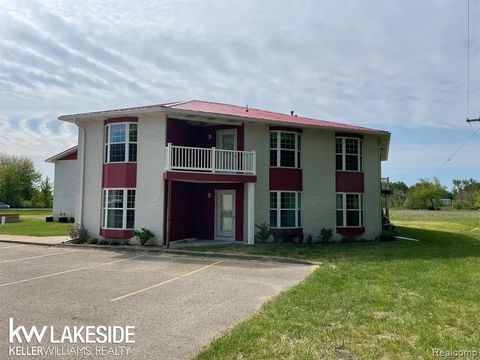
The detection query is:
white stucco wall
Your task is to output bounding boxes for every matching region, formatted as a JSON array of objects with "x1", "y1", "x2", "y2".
[
  {"x1": 363, "y1": 135, "x2": 382, "y2": 239},
  {"x1": 135, "y1": 114, "x2": 166, "y2": 245},
  {"x1": 77, "y1": 120, "x2": 104, "y2": 237},
  {"x1": 302, "y1": 129, "x2": 337, "y2": 237},
  {"x1": 52, "y1": 159, "x2": 78, "y2": 218}
]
